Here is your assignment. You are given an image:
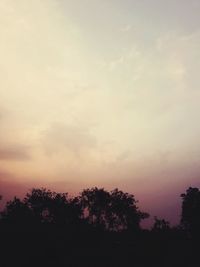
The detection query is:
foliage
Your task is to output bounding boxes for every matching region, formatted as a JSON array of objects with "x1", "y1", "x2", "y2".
[
  {"x1": 1, "y1": 197, "x2": 33, "y2": 226},
  {"x1": 0, "y1": 187, "x2": 148, "y2": 232},
  {"x1": 181, "y1": 187, "x2": 200, "y2": 236},
  {"x1": 152, "y1": 217, "x2": 170, "y2": 232},
  {"x1": 80, "y1": 187, "x2": 149, "y2": 231},
  {"x1": 0, "y1": 186, "x2": 200, "y2": 266}
]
